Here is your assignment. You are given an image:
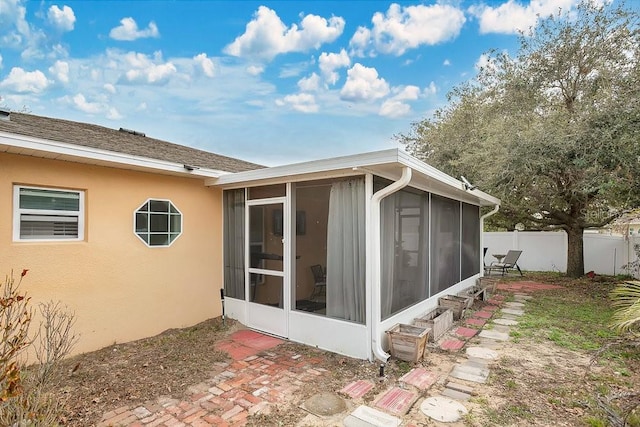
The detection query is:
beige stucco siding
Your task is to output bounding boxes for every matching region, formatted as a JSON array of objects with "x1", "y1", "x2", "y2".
[{"x1": 1, "y1": 152, "x2": 223, "y2": 355}]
